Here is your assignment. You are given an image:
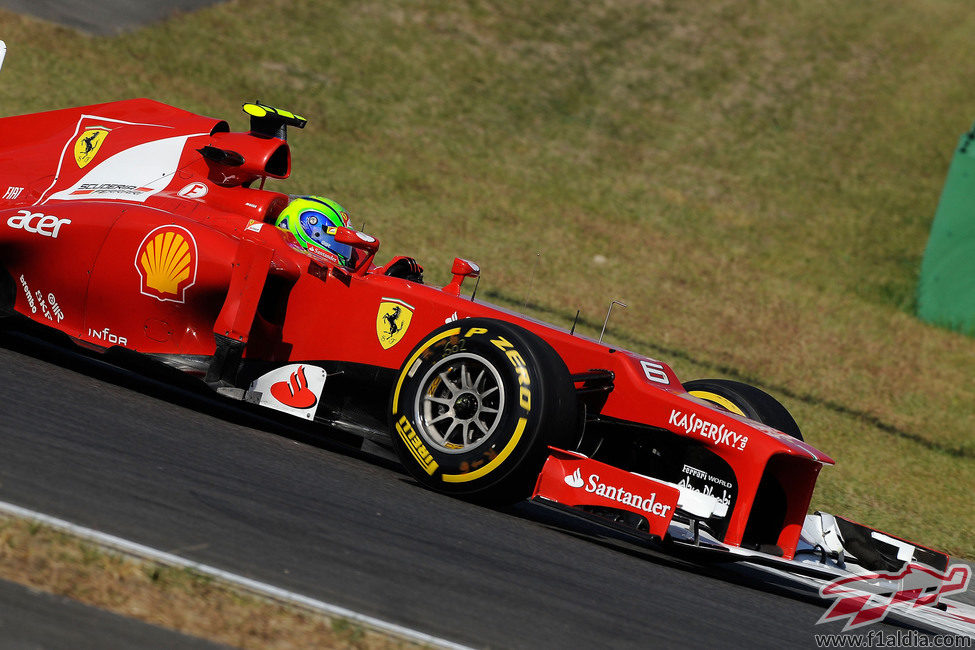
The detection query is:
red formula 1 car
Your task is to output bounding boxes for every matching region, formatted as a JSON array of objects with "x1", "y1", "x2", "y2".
[{"x1": 1, "y1": 99, "x2": 972, "y2": 635}]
